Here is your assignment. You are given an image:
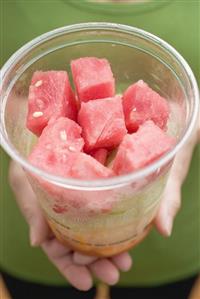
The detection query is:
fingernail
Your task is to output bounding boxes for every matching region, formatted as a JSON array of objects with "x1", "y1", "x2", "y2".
[
  {"x1": 124, "y1": 256, "x2": 133, "y2": 272},
  {"x1": 30, "y1": 228, "x2": 38, "y2": 247},
  {"x1": 165, "y1": 217, "x2": 173, "y2": 237}
]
